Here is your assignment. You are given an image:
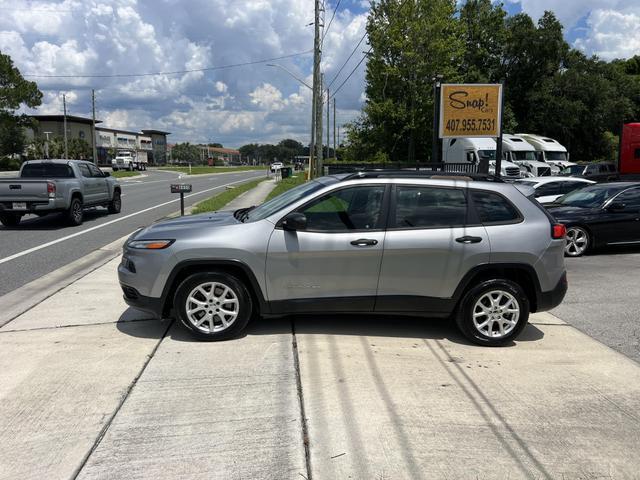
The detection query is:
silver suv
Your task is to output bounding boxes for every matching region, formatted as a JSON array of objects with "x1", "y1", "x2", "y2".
[{"x1": 118, "y1": 172, "x2": 568, "y2": 346}]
